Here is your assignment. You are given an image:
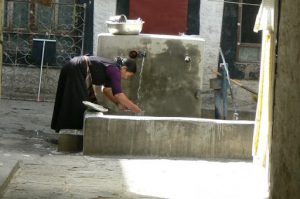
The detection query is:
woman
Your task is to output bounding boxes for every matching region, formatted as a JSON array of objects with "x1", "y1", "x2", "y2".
[{"x1": 51, "y1": 55, "x2": 142, "y2": 133}]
